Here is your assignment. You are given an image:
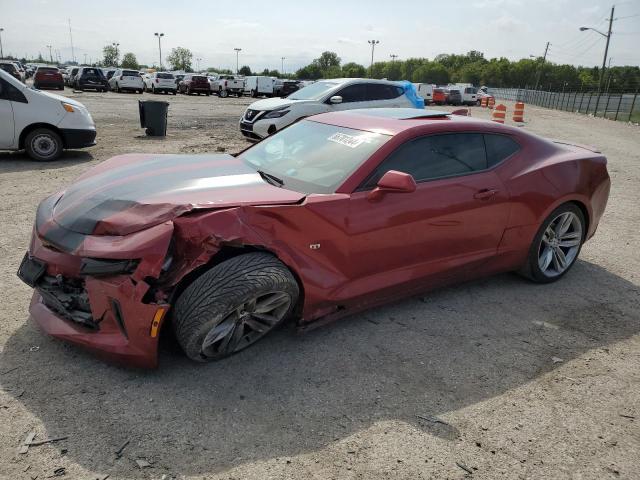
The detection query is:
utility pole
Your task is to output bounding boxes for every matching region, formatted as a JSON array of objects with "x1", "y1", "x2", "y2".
[
  {"x1": 154, "y1": 33, "x2": 163, "y2": 69},
  {"x1": 84, "y1": 53, "x2": 88, "y2": 65},
  {"x1": 533, "y1": 42, "x2": 549, "y2": 91},
  {"x1": 281, "y1": 56, "x2": 285, "y2": 74},
  {"x1": 0, "y1": 28, "x2": 4, "y2": 58},
  {"x1": 234, "y1": 47, "x2": 242, "y2": 74},
  {"x1": 112, "y1": 42, "x2": 120, "y2": 66},
  {"x1": 390, "y1": 54, "x2": 398, "y2": 62},
  {"x1": 46, "y1": 45, "x2": 53, "y2": 63},
  {"x1": 368, "y1": 39, "x2": 379, "y2": 77},
  {"x1": 68, "y1": 18, "x2": 76, "y2": 64},
  {"x1": 196, "y1": 57, "x2": 201, "y2": 71}
]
